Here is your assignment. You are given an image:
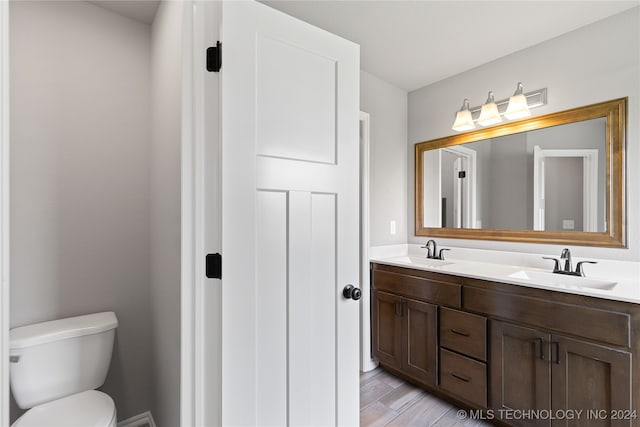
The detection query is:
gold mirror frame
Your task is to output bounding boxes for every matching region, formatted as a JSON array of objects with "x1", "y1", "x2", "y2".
[{"x1": 415, "y1": 98, "x2": 626, "y2": 247}]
